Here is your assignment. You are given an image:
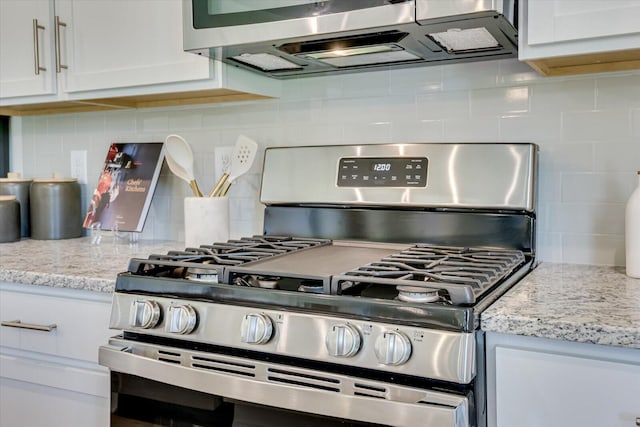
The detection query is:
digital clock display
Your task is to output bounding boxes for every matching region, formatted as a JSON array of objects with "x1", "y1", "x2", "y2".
[
  {"x1": 372, "y1": 163, "x2": 391, "y2": 172},
  {"x1": 337, "y1": 156, "x2": 428, "y2": 187}
]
